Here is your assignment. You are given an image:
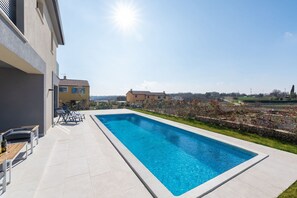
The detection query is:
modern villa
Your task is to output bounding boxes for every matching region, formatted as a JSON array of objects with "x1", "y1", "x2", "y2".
[
  {"x1": 0, "y1": 1, "x2": 297, "y2": 198},
  {"x1": 126, "y1": 89, "x2": 169, "y2": 103},
  {"x1": 0, "y1": 0, "x2": 64, "y2": 136}
]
